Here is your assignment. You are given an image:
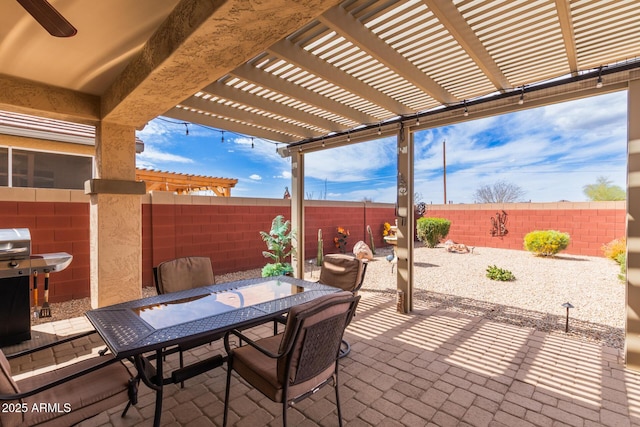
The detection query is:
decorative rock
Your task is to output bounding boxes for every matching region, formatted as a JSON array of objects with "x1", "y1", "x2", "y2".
[
  {"x1": 353, "y1": 240, "x2": 374, "y2": 260},
  {"x1": 444, "y1": 239, "x2": 470, "y2": 254}
]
